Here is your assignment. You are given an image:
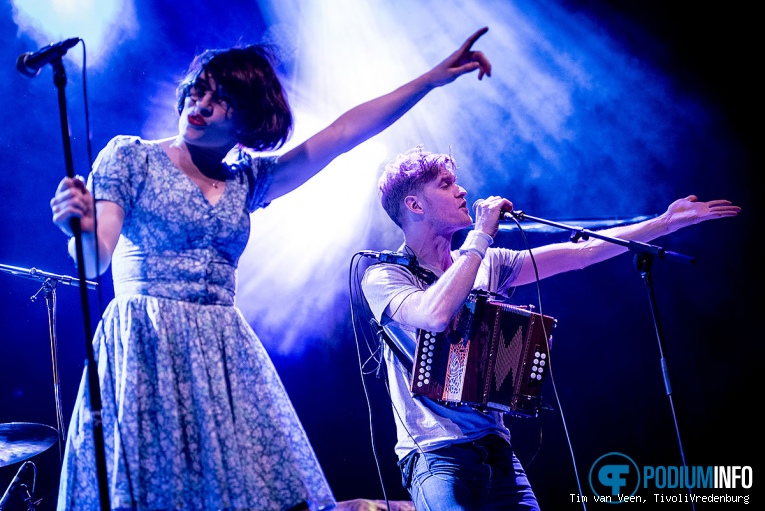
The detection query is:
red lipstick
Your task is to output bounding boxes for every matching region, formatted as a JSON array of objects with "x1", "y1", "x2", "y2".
[{"x1": 187, "y1": 114, "x2": 206, "y2": 127}]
